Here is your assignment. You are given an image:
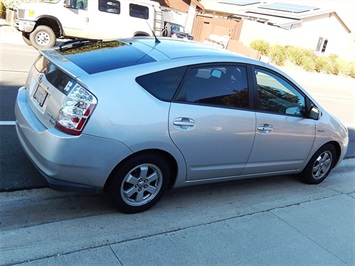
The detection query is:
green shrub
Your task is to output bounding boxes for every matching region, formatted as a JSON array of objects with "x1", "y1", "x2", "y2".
[
  {"x1": 0, "y1": 0, "x2": 5, "y2": 18},
  {"x1": 286, "y1": 46, "x2": 303, "y2": 65},
  {"x1": 299, "y1": 55, "x2": 315, "y2": 72},
  {"x1": 314, "y1": 56, "x2": 333, "y2": 73},
  {"x1": 349, "y1": 62, "x2": 355, "y2": 78},
  {"x1": 2, "y1": 0, "x2": 36, "y2": 10},
  {"x1": 248, "y1": 41, "x2": 354, "y2": 78},
  {"x1": 286, "y1": 46, "x2": 316, "y2": 66},
  {"x1": 334, "y1": 59, "x2": 352, "y2": 76},
  {"x1": 250, "y1": 39, "x2": 270, "y2": 56},
  {"x1": 328, "y1": 54, "x2": 339, "y2": 62},
  {"x1": 268, "y1": 44, "x2": 286, "y2": 66}
]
